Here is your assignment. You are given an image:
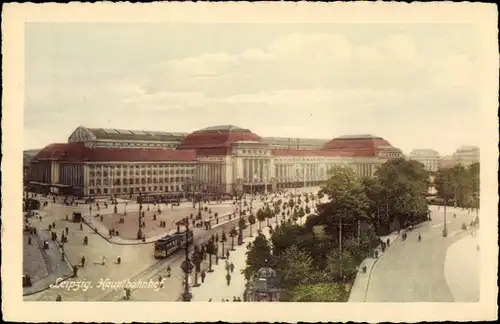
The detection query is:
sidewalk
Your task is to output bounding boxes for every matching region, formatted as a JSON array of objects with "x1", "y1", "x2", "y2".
[
  {"x1": 23, "y1": 231, "x2": 73, "y2": 296},
  {"x1": 190, "y1": 226, "x2": 273, "y2": 302},
  {"x1": 348, "y1": 231, "x2": 400, "y2": 302}
]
